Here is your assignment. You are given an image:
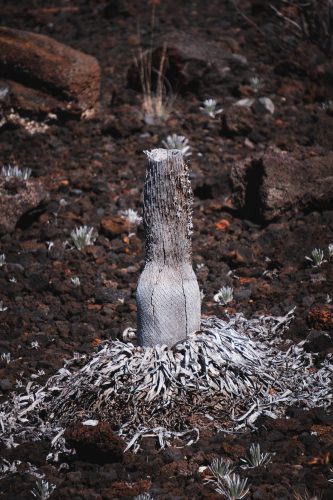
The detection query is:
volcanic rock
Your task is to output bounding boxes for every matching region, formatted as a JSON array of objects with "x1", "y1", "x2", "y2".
[
  {"x1": 307, "y1": 304, "x2": 333, "y2": 331},
  {"x1": 64, "y1": 421, "x2": 125, "y2": 464},
  {"x1": 0, "y1": 176, "x2": 48, "y2": 235},
  {"x1": 0, "y1": 27, "x2": 100, "y2": 117},
  {"x1": 128, "y1": 30, "x2": 248, "y2": 96},
  {"x1": 230, "y1": 146, "x2": 333, "y2": 222}
]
